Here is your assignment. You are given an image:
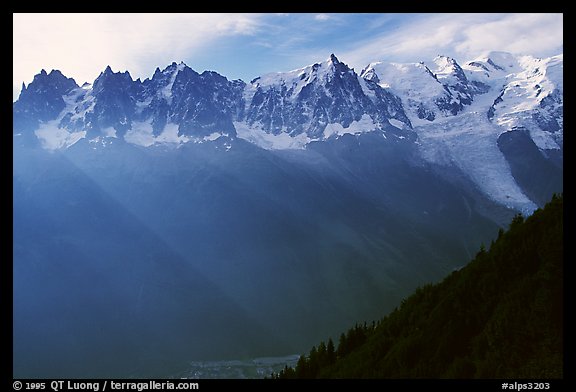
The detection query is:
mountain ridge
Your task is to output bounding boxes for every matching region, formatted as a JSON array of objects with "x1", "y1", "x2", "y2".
[
  {"x1": 13, "y1": 52, "x2": 563, "y2": 215},
  {"x1": 14, "y1": 52, "x2": 563, "y2": 148}
]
